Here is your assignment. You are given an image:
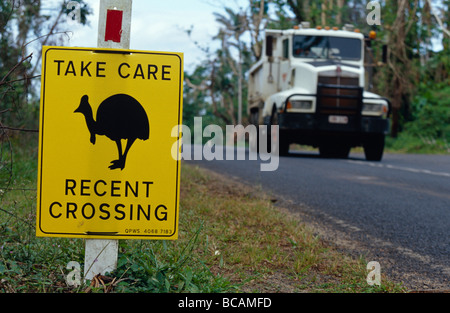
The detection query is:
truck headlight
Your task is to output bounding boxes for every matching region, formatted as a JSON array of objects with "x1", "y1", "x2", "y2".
[
  {"x1": 287, "y1": 100, "x2": 313, "y2": 111},
  {"x1": 363, "y1": 103, "x2": 382, "y2": 112},
  {"x1": 362, "y1": 102, "x2": 388, "y2": 117}
]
